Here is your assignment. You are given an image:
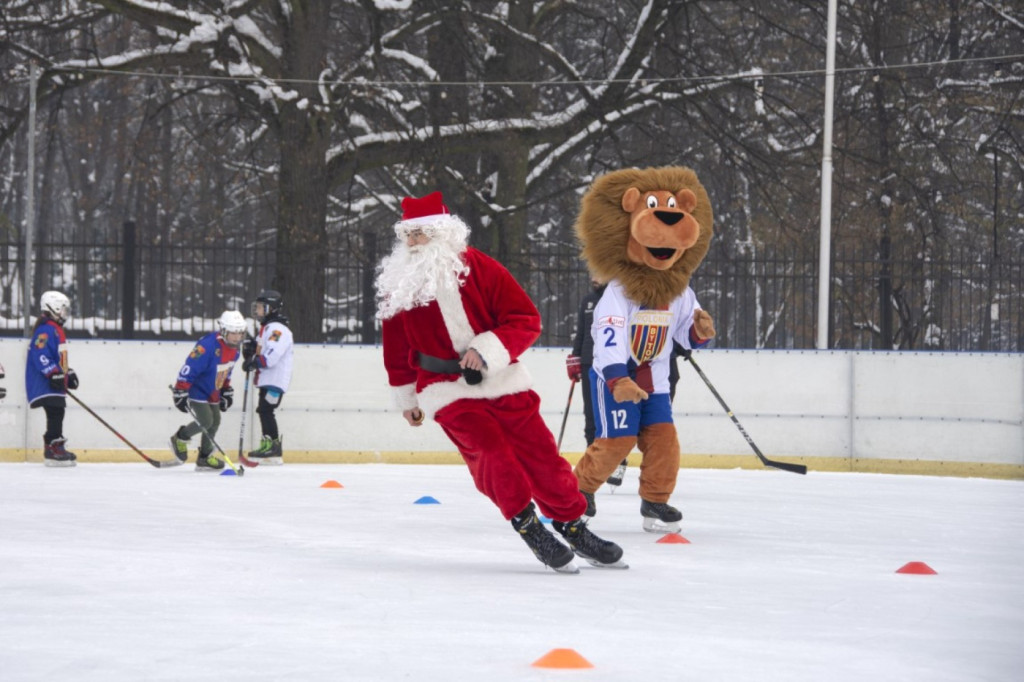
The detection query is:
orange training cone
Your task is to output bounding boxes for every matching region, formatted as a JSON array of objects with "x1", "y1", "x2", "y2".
[
  {"x1": 896, "y1": 561, "x2": 937, "y2": 575},
  {"x1": 320, "y1": 480, "x2": 344, "y2": 488},
  {"x1": 657, "y1": 533, "x2": 691, "y2": 544},
  {"x1": 531, "y1": 648, "x2": 594, "y2": 669}
]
